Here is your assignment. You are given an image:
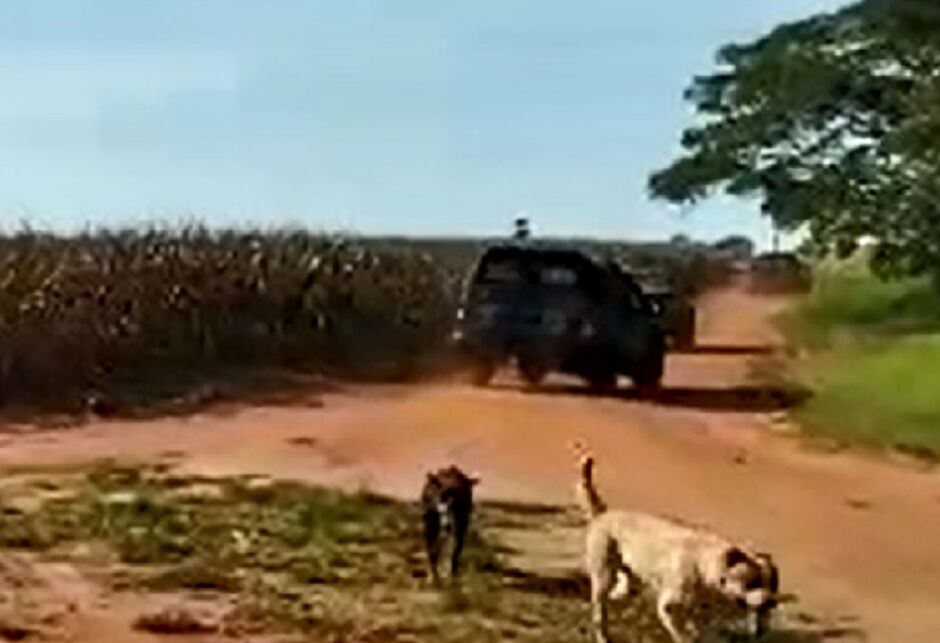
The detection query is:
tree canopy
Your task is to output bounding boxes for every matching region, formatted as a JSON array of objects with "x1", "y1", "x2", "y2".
[{"x1": 650, "y1": 0, "x2": 940, "y2": 279}]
